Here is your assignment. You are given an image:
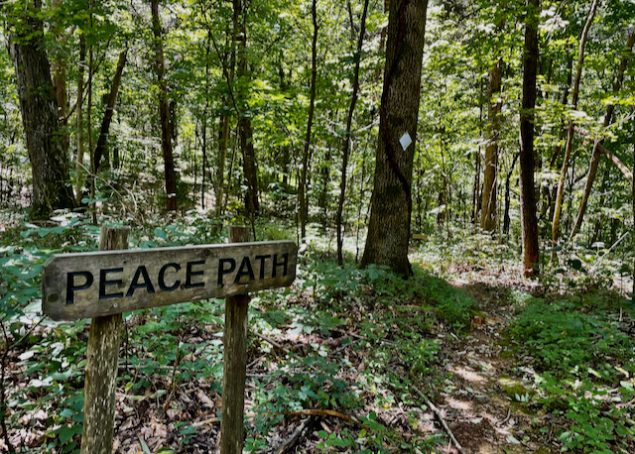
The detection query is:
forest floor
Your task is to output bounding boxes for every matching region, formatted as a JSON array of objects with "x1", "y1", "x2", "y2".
[{"x1": 1, "y1": 217, "x2": 634, "y2": 453}]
